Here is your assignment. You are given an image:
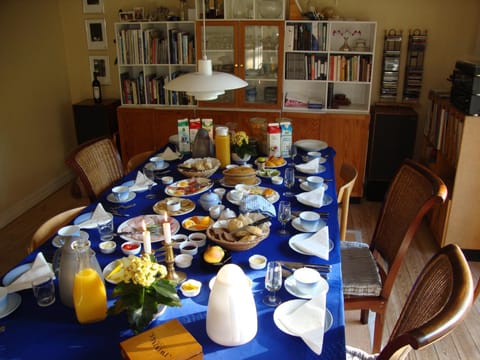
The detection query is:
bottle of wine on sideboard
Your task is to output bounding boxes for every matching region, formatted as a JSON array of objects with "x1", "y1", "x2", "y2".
[{"x1": 92, "y1": 72, "x2": 102, "y2": 104}]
